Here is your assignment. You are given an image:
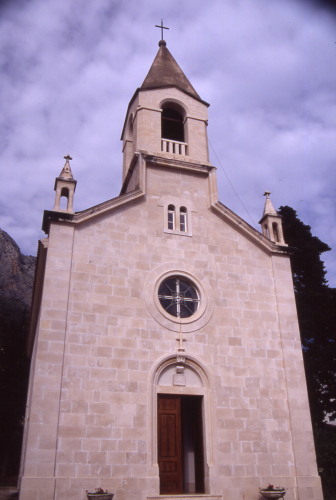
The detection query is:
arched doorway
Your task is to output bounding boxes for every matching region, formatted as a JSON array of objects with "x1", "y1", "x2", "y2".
[
  {"x1": 150, "y1": 355, "x2": 214, "y2": 495},
  {"x1": 158, "y1": 394, "x2": 205, "y2": 494}
]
